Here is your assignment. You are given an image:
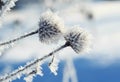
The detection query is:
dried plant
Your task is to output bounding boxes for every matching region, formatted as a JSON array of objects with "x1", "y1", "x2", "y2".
[
  {"x1": 0, "y1": 1, "x2": 92, "y2": 82},
  {"x1": 0, "y1": 26, "x2": 91, "y2": 82}
]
